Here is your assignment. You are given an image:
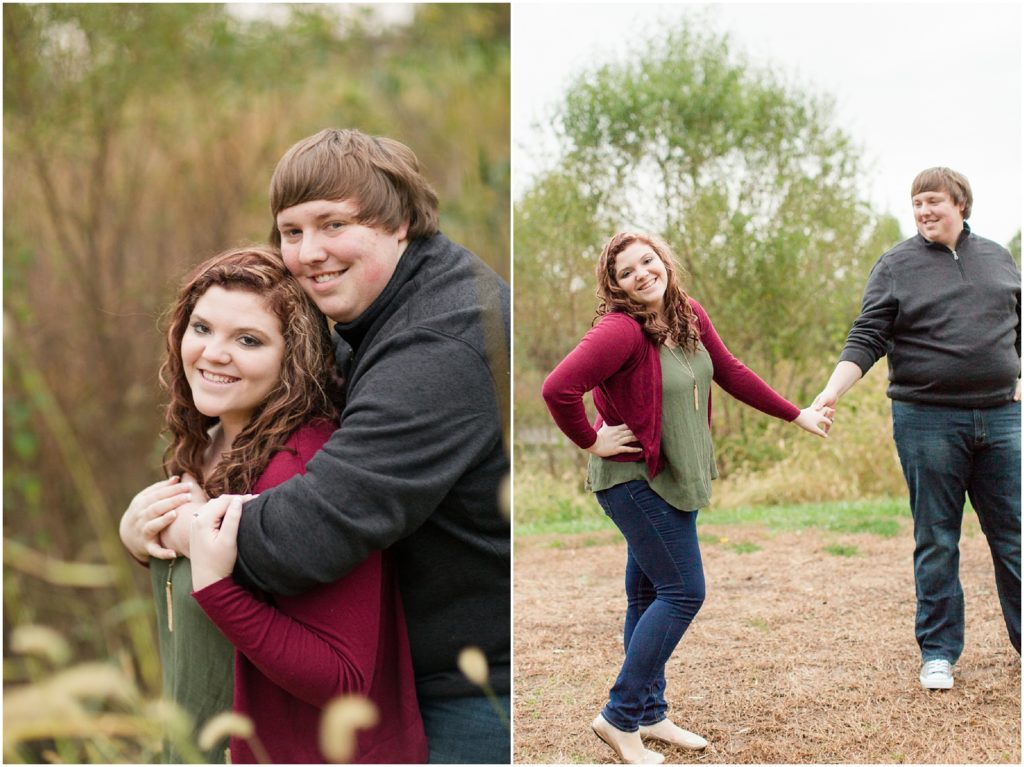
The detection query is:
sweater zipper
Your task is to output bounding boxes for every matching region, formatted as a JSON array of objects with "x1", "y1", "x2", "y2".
[{"x1": 951, "y1": 249, "x2": 967, "y2": 281}]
